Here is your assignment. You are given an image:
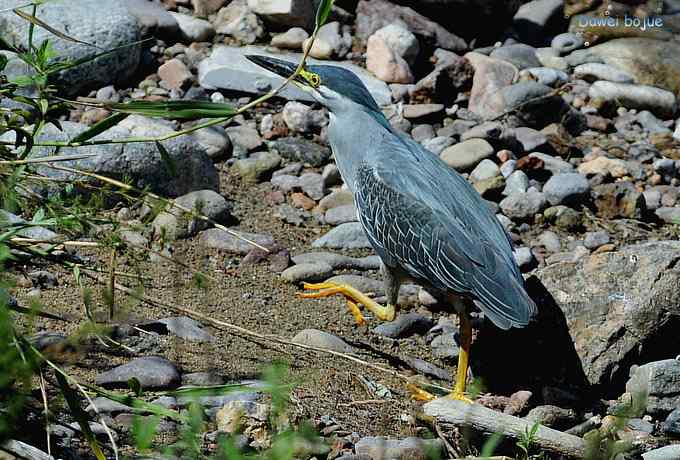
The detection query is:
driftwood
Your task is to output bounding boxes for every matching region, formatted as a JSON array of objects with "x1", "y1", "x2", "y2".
[
  {"x1": 424, "y1": 399, "x2": 586, "y2": 459},
  {"x1": 1, "y1": 440, "x2": 53, "y2": 460}
]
